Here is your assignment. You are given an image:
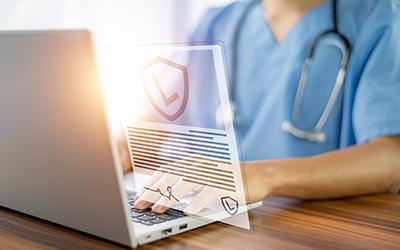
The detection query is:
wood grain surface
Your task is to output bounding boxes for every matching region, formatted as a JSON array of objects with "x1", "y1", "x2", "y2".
[{"x1": 1, "y1": 194, "x2": 399, "y2": 250}]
